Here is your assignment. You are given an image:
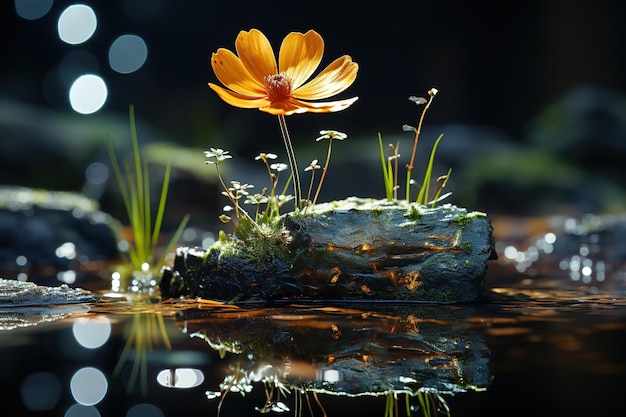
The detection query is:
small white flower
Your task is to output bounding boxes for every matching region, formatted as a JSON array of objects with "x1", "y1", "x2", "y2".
[
  {"x1": 244, "y1": 194, "x2": 268, "y2": 205},
  {"x1": 204, "y1": 148, "x2": 232, "y2": 164},
  {"x1": 254, "y1": 152, "x2": 278, "y2": 162},
  {"x1": 408, "y1": 96, "x2": 427, "y2": 105},
  {"x1": 304, "y1": 159, "x2": 321, "y2": 171},
  {"x1": 228, "y1": 181, "x2": 253, "y2": 196},
  {"x1": 276, "y1": 194, "x2": 294, "y2": 207},
  {"x1": 316, "y1": 130, "x2": 347, "y2": 141},
  {"x1": 270, "y1": 162, "x2": 288, "y2": 172}
]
